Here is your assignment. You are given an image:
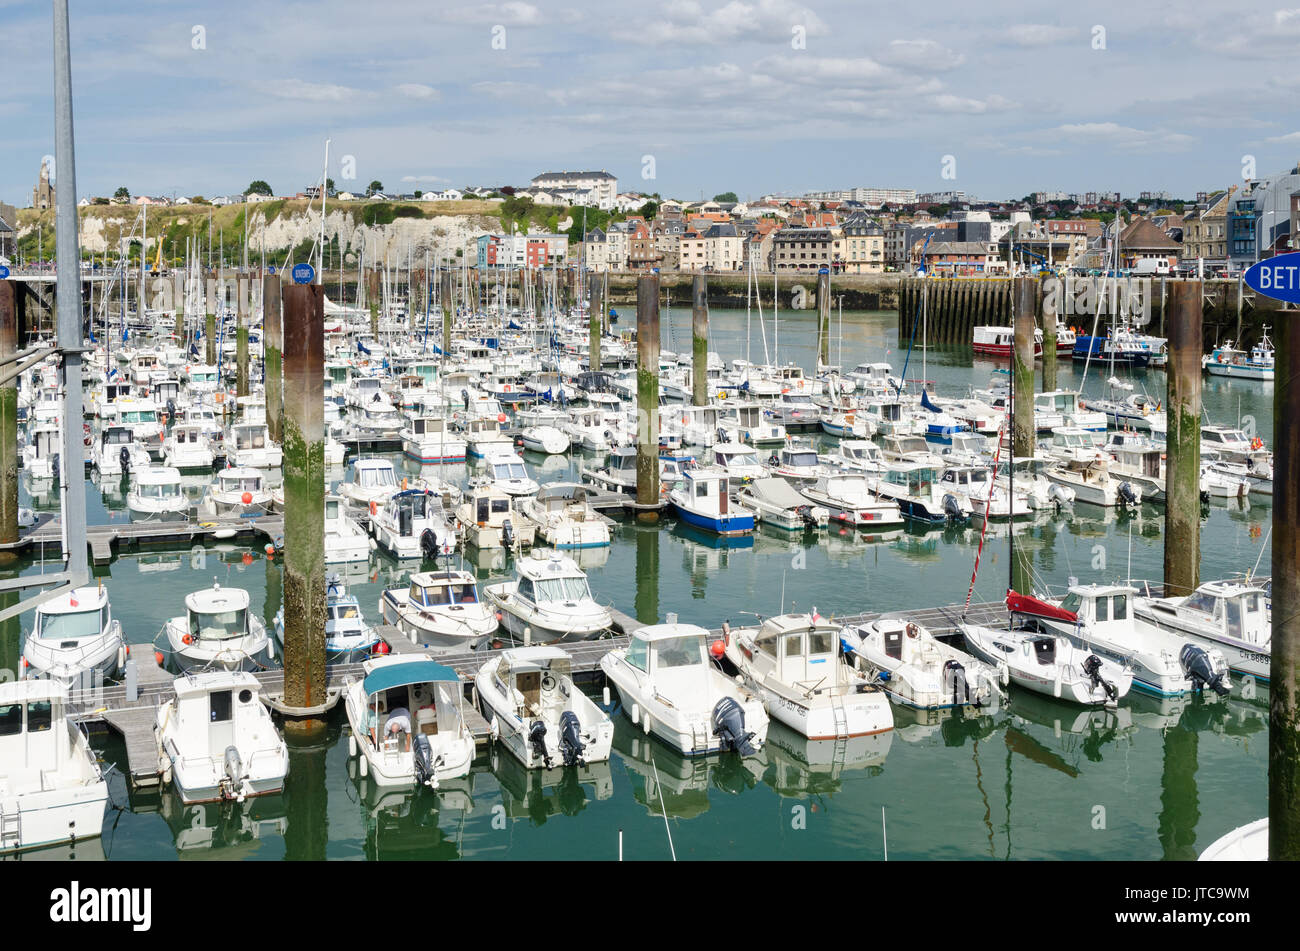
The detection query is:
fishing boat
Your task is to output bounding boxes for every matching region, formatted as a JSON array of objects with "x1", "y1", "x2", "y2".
[
  {"x1": 994, "y1": 457, "x2": 1074, "y2": 510},
  {"x1": 937, "y1": 465, "x2": 1032, "y2": 519},
  {"x1": 0, "y1": 680, "x2": 108, "y2": 854},
  {"x1": 959, "y1": 621, "x2": 1132, "y2": 706},
  {"x1": 380, "y1": 570, "x2": 499, "y2": 651},
  {"x1": 162, "y1": 422, "x2": 216, "y2": 471},
  {"x1": 401, "y1": 414, "x2": 467, "y2": 463},
  {"x1": 92, "y1": 424, "x2": 152, "y2": 476},
  {"x1": 159, "y1": 582, "x2": 271, "y2": 673},
  {"x1": 517, "y1": 482, "x2": 611, "y2": 549},
  {"x1": 154, "y1": 671, "x2": 289, "y2": 804},
  {"x1": 668, "y1": 466, "x2": 756, "y2": 535},
  {"x1": 455, "y1": 484, "x2": 536, "y2": 549},
  {"x1": 764, "y1": 442, "x2": 826, "y2": 484},
  {"x1": 724, "y1": 612, "x2": 893, "y2": 739},
  {"x1": 369, "y1": 488, "x2": 455, "y2": 560},
  {"x1": 343, "y1": 655, "x2": 476, "y2": 788},
  {"x1": 710, "y1": 442, "x2": 767, "y2": 487},
  {"x1": 582, "y1": 445, "x2": 639, "y2": 494},
  {"x1": 21, "y1": 584, "x2": 125, "y2": 687},
  {"x1": 869, "y1": 463, "x2": 969, "y2": 522},
  {"x1": 841, "y1": 616, "x2": 1005, "y2": 710},
  {"x1": 476, "y1": 646, "x2": 615, "y2": 769},
  {"x1": 21, "y1": 421, "x2": 61, "y2": 480},
  {"x1": 1202, "y1": 332, "x2": 1275, "y2": 380},
  {"x1": 972, "y1": 325, "x2": 1043, "y2": 357},
  {"x1": 276, "y1": 574, "x2": 380, "y2": 664},
  {"x1": 600, "y1": 619, "x2": 769, "y2": 756},
  {"x1": 324, "y1": 494, "x2": 371, "y2": 564},
  {"x1": 484, "y1": 548, "x2": 612, "y2": 643},
  {"x1": 127, "y1": 466, "x2": 190, "y2": 518},
  {"x1": 339, "y1": 458, "x2": 399, "y2": 510},
  {"x1": 827, "y1": 439, "x2": 888, "y2": 475},
  {"x1": 736, "y1": 477, "x2": 829, "y2": 531},
  {"x1": 1133, "y1": 579, "x2": 1271, "y2": 680},
  {"x1": 1043, "y1": 456, "x2": 1141, "y2": 508},
  {"x1": 226, "y1": 421, "x2": 282, "y2": 469},
  {"x1": 800, "y1": 472, "x2": 904, "y2": 528},
  {"x1": 717, "y1": 401, "x2": 785, "y2": 447},
  {"x1": 1012, "y1": 585, "x2": 1231, "y2": 697},
  {"x1": 199, "y1": 466, "x2": 271, "y2": 517}
]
